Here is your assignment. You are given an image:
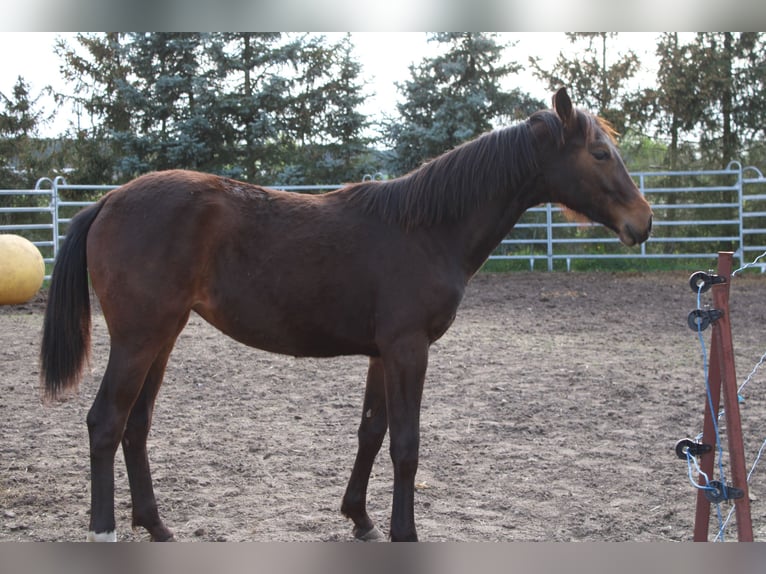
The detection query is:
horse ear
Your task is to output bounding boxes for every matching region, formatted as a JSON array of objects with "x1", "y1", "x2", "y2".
[{"x1": 552, "y1": 87, "x2": 574, "y2": 127}]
